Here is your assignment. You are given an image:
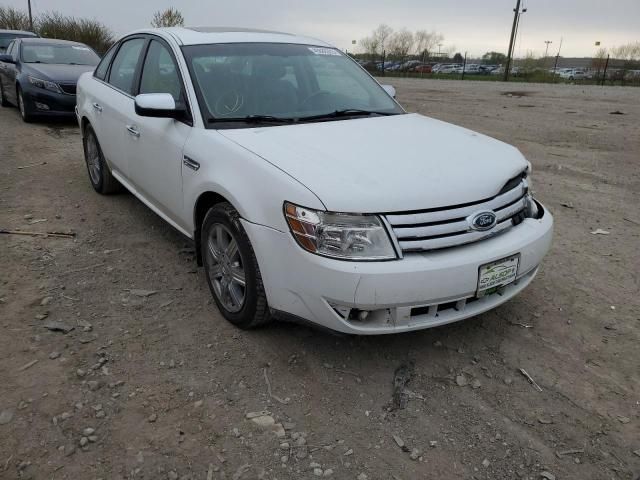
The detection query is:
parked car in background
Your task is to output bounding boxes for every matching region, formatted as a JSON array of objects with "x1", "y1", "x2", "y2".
[
  {"x1": 413, "y1": 64, "x2": 432, "y2": 73},
  {"x1": 0, "y1": 29, "x2": 38, "y2": 53},
  {"x1": 0, "y1": 37, "x2": 100, "y2": 122},
  {"x1": 76, "y1": 26, "x2": 552, "y2": 334},
  {"x1": 559, "y1": 69, "x2": 590, "y2": 80}
]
